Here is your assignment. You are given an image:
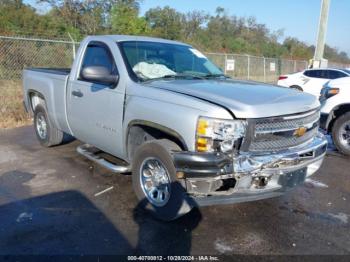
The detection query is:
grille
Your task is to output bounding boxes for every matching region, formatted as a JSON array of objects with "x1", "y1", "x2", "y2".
[{"x1": 248, "y1": 110, "x2": 320, "y2": 152}]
